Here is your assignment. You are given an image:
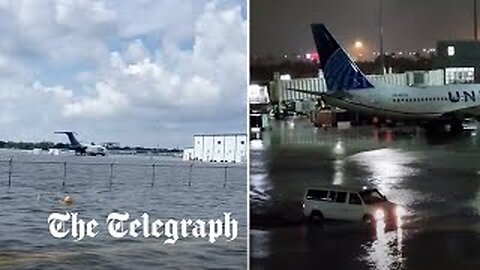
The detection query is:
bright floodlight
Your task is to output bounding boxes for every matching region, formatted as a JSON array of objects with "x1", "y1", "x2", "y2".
[
  {"x1": 354, "y1": 41, "x2": 363, "y2": 49},
  {"x1": 448, "y1": 46, "x2": 455, "y2": 56},
  {"x1": 374, "y1": 209, "x2": 385, "y2": 220}
]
